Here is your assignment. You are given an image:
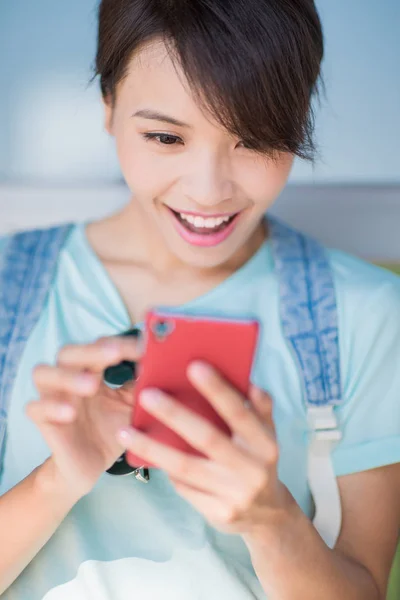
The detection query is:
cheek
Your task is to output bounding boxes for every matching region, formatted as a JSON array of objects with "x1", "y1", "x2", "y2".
[
  {"x1": 240, "y1": 155, "x2": 293, "y2": 209},
  {"x1": 115, "y1": 134, "x2": 172, "y2": 198}
]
